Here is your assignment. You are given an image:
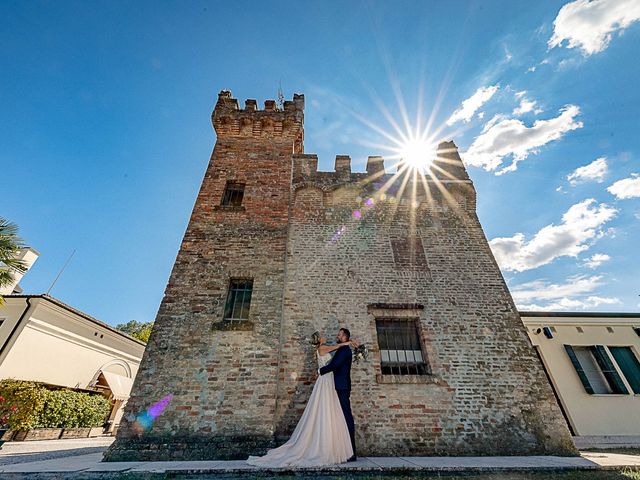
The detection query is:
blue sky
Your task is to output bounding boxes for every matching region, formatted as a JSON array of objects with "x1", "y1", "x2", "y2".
[{"x1": 3, "y1": 0, "x2": 639, "y2": 325}]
